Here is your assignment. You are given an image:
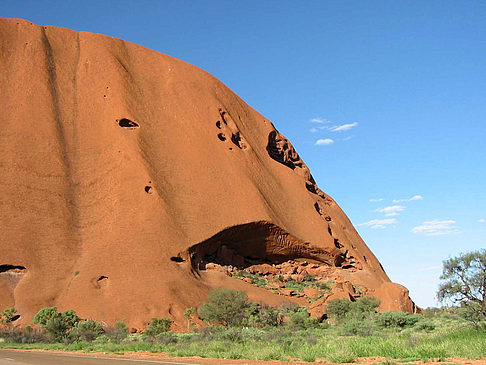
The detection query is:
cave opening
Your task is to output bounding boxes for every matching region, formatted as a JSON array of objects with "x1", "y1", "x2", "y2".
[{"x1": 184, "y1": 221, "x2": 334, "y2": 271}]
